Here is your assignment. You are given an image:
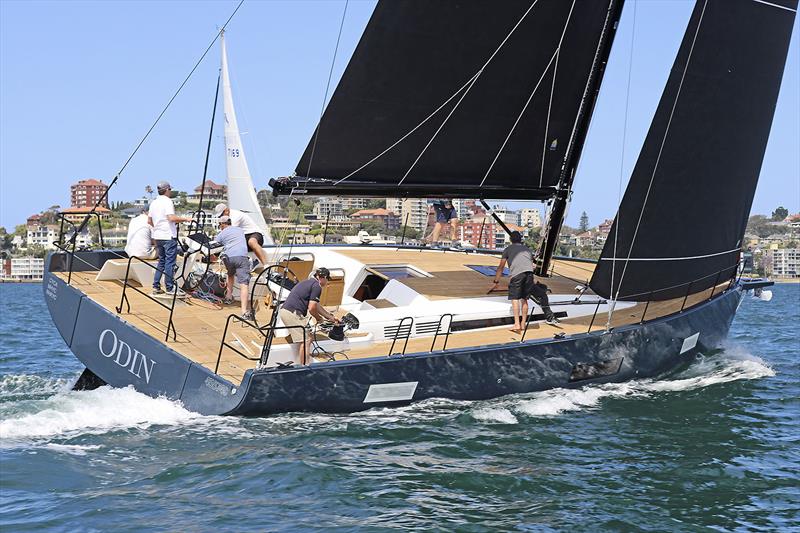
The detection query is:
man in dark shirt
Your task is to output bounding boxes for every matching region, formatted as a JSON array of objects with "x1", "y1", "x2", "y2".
[
  {"x1": 279, "y1": 267, "x2": 340, "y2": 364},
  {"x1": 426, "y1": 199, "x2": 459, "y2": 244},
  {"x1": 491, "y1": 231, "x2": 558, "y2": 332}
]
